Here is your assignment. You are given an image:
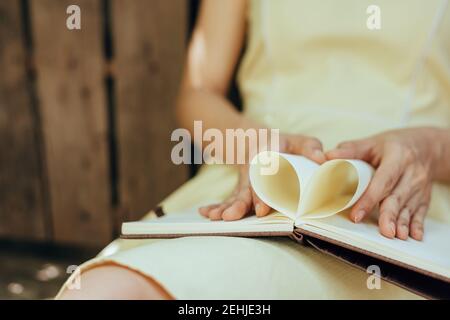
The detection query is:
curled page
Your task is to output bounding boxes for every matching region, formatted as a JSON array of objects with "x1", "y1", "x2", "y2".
[
  {"x1": 249, "y1": 151, "x2": 373, "y2": 220},
  {"x1": 249, "y1": 151, "x2": 319, "y2": 219},
  {"x1": 298, "y1": 159, "x2": 373, "y2": 219}
]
